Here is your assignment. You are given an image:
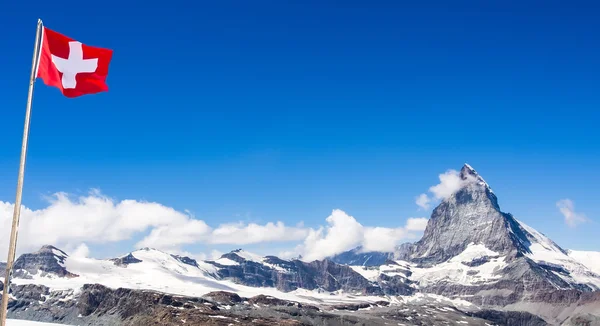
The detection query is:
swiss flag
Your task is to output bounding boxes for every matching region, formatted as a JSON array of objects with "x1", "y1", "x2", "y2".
[{"x1": 36, "y1": 27, "x2": 113, "y2": 98}]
